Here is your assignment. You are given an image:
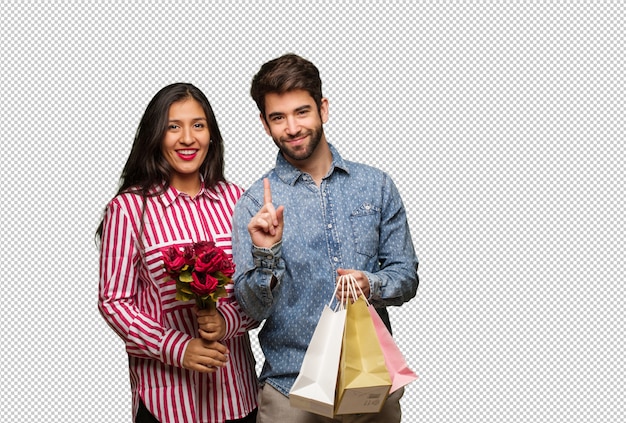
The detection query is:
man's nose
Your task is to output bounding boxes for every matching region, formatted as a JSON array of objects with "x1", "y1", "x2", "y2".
[{"x1": 285, "y1": 117, "x2": 299, "y2": 135}]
